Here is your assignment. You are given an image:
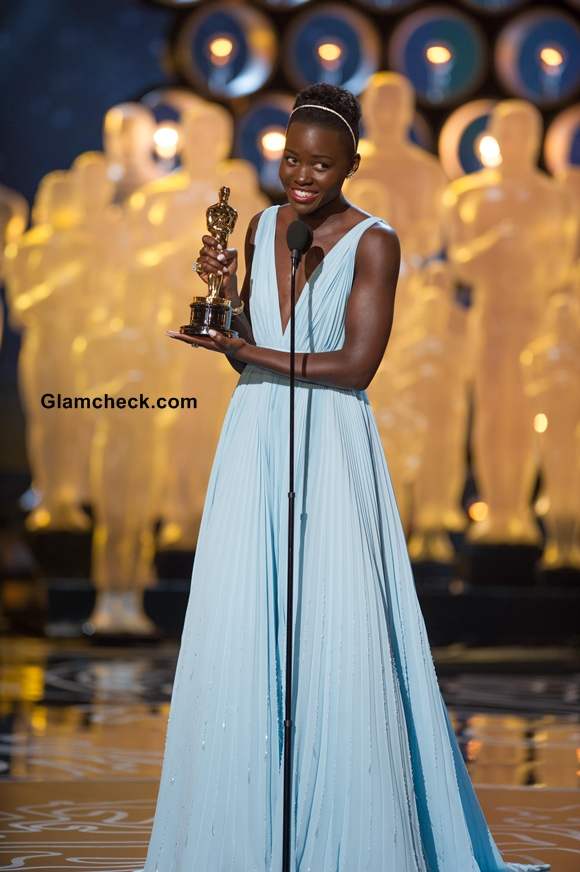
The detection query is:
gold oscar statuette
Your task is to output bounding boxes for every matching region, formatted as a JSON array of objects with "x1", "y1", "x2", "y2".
[{"x1": 180, "y1": 186, "x2": 239, "y2": 338}]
